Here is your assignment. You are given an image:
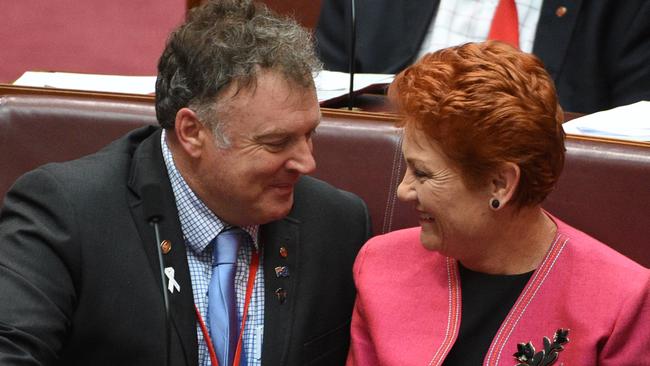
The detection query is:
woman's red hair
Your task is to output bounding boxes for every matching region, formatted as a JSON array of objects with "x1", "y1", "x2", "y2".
[{"x1": 391, "y1": 41, "x2": 565, "y2": 207}]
